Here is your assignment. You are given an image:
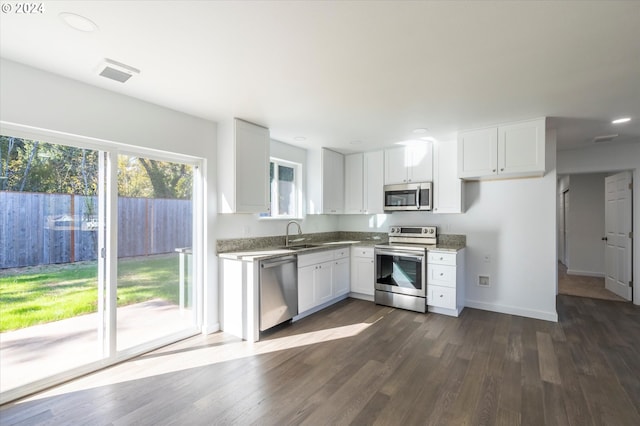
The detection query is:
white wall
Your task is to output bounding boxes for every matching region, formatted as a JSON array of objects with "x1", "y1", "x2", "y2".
[
  {"x1": 557, "y1": 142, "x2": 640, "y2": 304},
  {"x1": 0, "y1": 59, "x2": 220, "y2": 331},
  {"x1": 565, "y1": 173, "x2": 607, "y2": 276},
  {"x1": 340, "y1": 136, "x2": 559, "y2": 322}
]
